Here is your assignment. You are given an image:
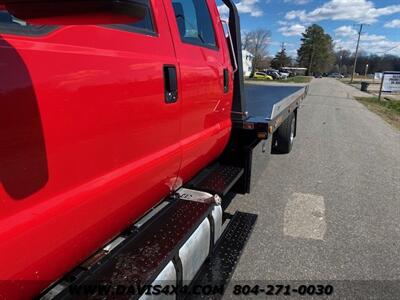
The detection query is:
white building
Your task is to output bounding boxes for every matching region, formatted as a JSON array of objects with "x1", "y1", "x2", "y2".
[{"x1": 242, "y1": 50, "x2": 254, "y2": 77}]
